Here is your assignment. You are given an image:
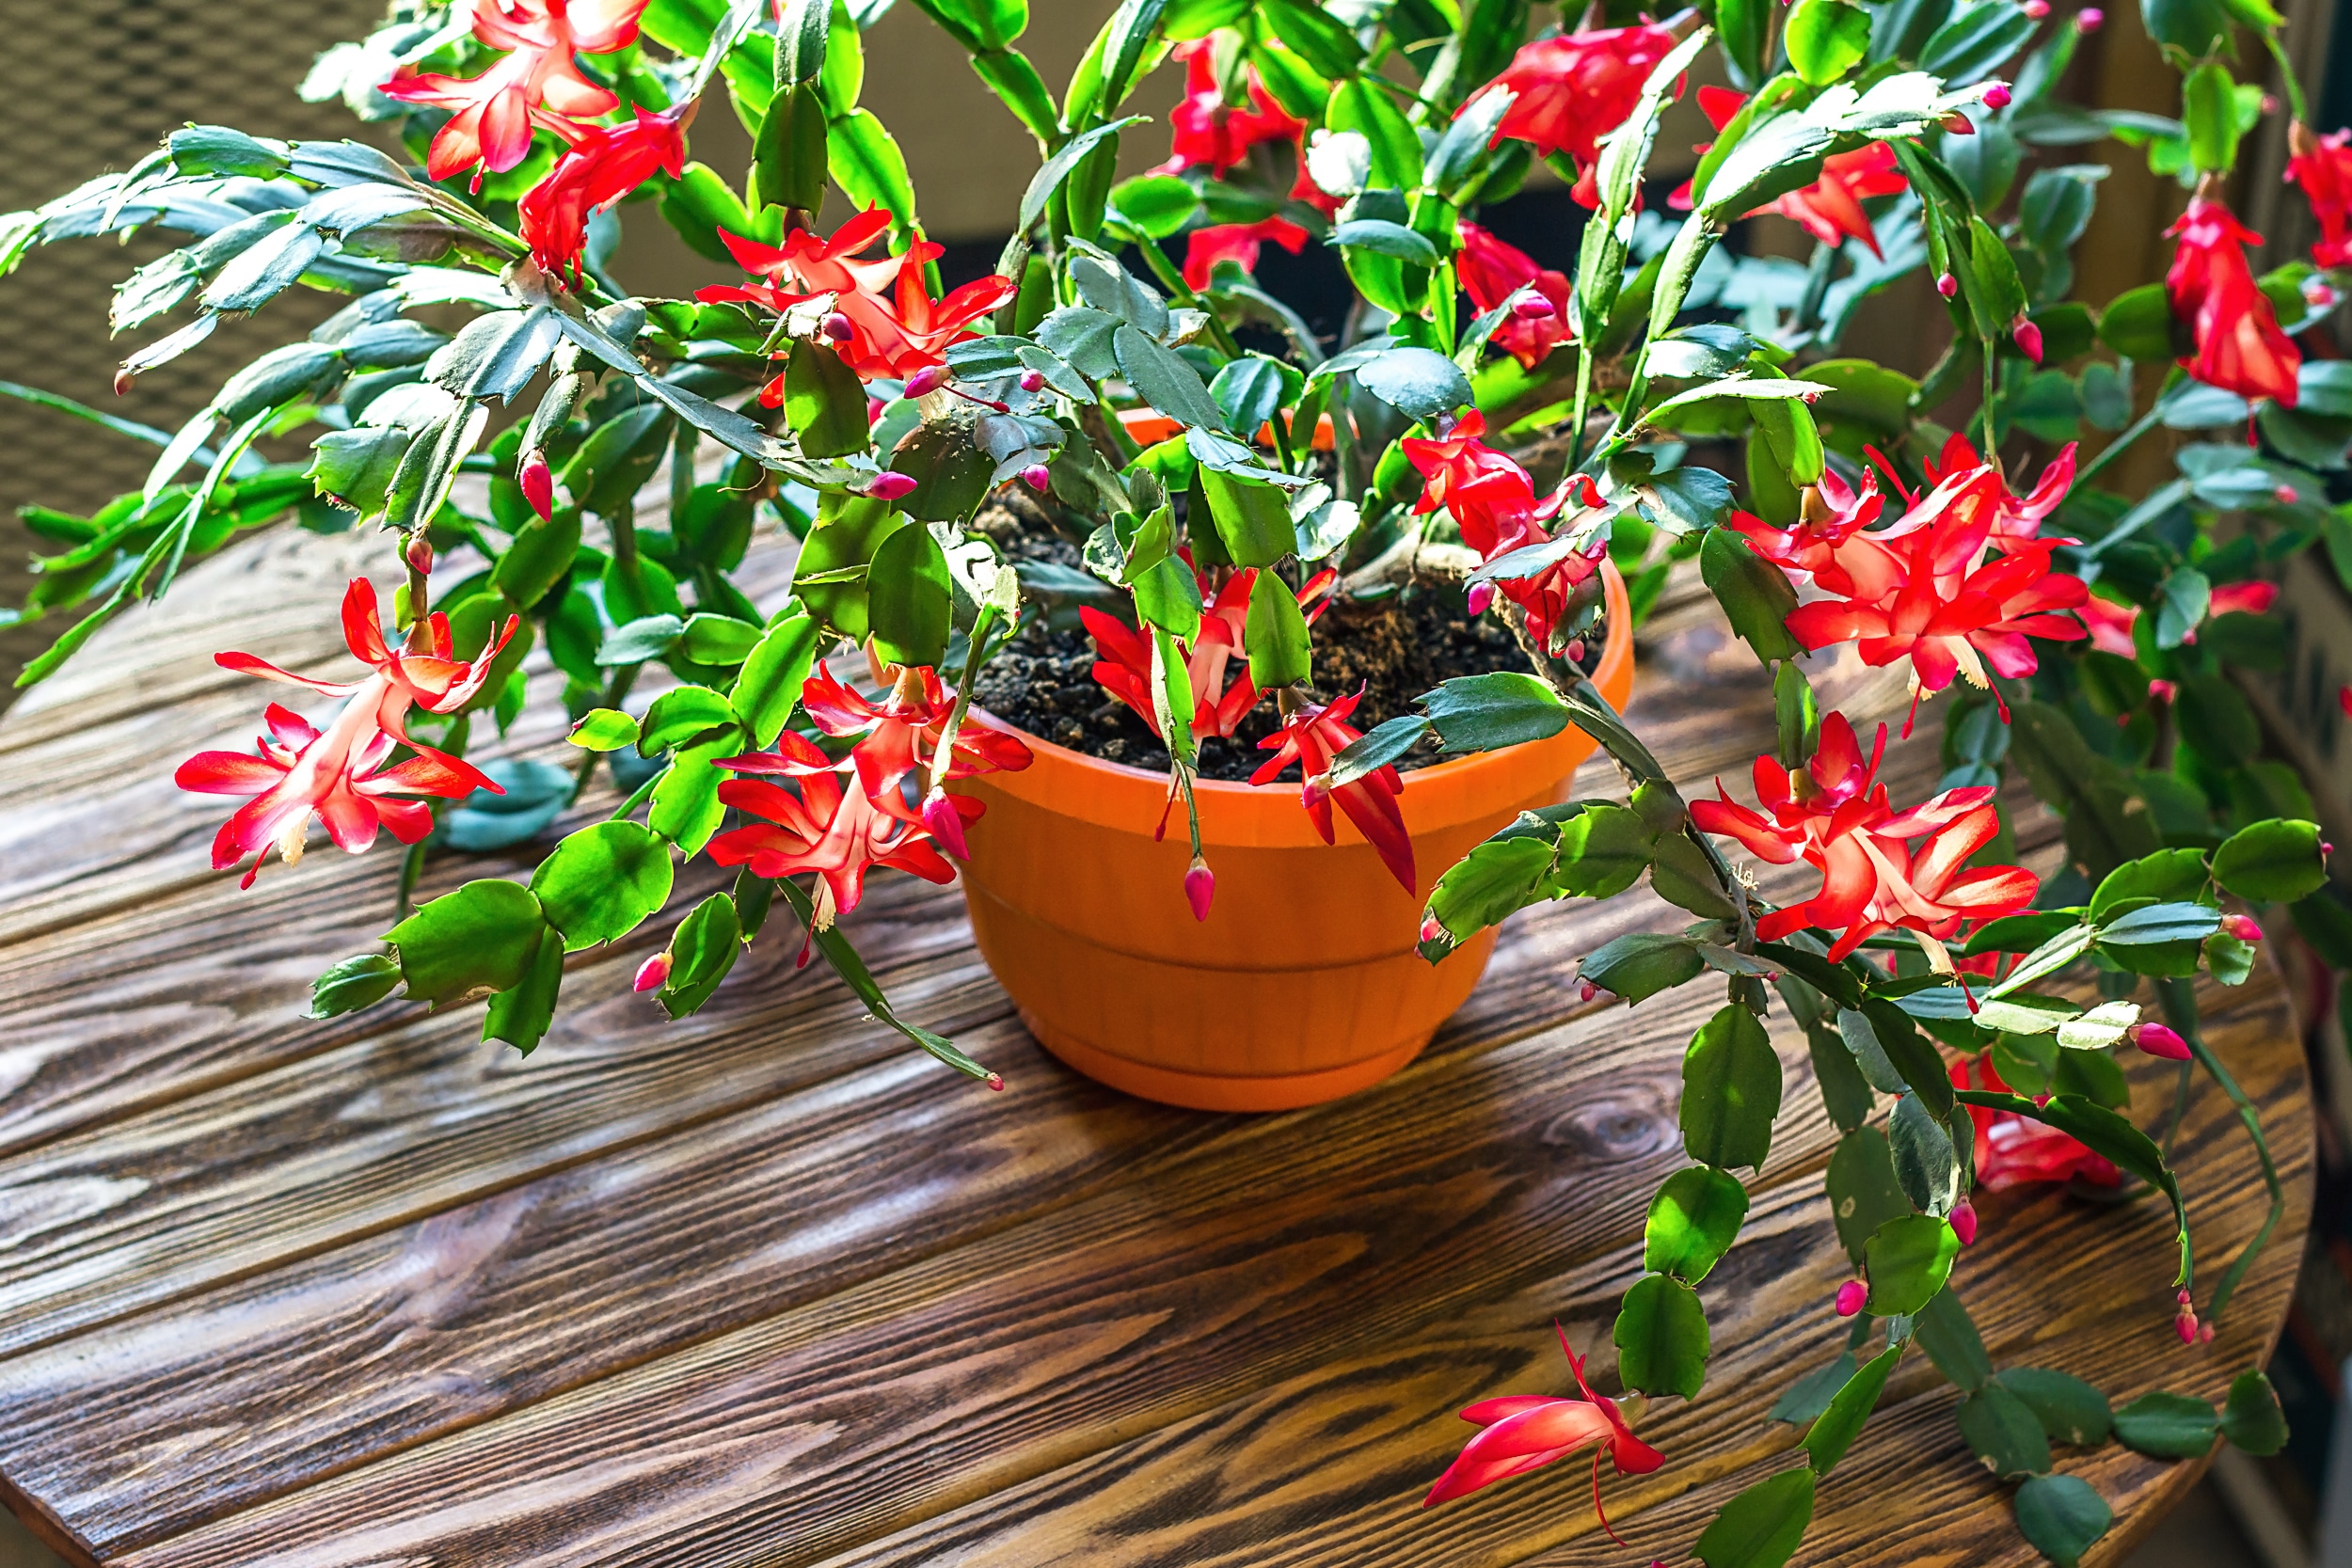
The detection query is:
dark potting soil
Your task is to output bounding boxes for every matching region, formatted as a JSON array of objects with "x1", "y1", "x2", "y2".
[{"x1": 972, "y1": 508, "x2": 1608, "y2": 783}]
